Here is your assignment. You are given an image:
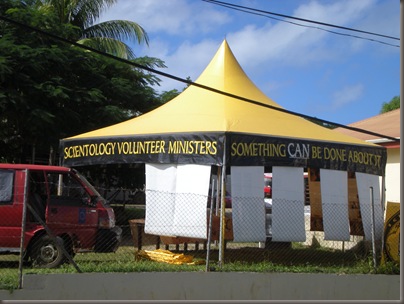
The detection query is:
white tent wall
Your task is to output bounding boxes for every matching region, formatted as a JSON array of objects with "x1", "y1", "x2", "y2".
[
  {"x1": 144, "y1": 163, "x2": 211, "y2": 238},
  {"x1": 144, "y1": 164, "x2": 177, "y2": 236},
  {"x1": 144, "y1": 163, "x2": 385, "y2": 245},
  {"x1": 230, "y1": 166, "x2": 266, "y2": 242},
  {"x1": 320, "y1": 169, "x2": 350, "y2": 241},
  {"x1": 355, "y1": 172, "x2": 384, "y2": 241},
  {"x1": 271, "y1": 166, "x2": 306, "y2": 242},
  {"x1": 172, "y1": 164, "x2": 211, "y2": 238}
]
